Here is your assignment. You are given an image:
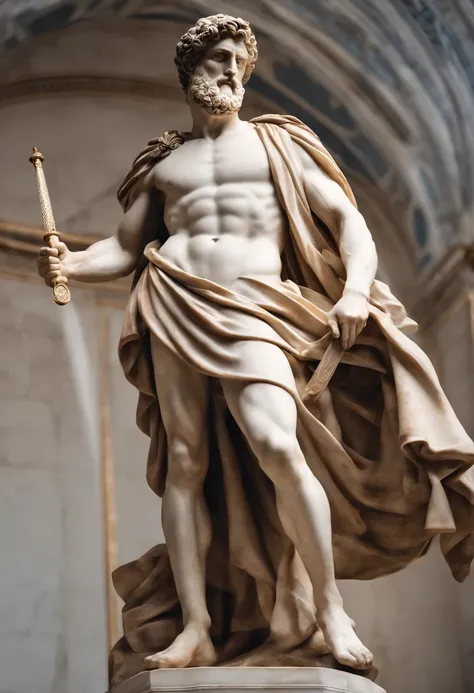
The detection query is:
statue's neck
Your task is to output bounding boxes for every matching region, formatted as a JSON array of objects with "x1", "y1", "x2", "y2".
[{"x1": 189, "y1": 109, "x2": 244, "y2": 140}]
